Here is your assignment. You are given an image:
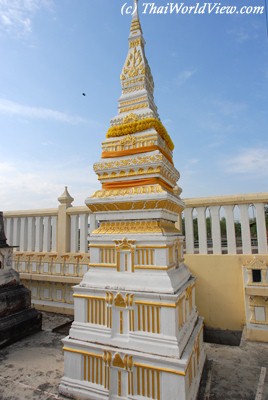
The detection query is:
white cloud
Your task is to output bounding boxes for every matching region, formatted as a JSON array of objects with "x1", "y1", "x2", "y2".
[
  {"x1": 162, "y1": 118, "x2": 173, "y2": 126},
  {"x1": 0, "y1": 0, "x2": 53, "y2": 37},
  {"x1": 175, "y1": 69, "x2": 196, "y2": 87},
  {"x1": 215, "y1": 100, "x2": 248, "y2": 118},
  {"x1": 198, "y1": 115, "x2": 234, "y2": 134},
  {"x1": 197, "y1": 99, "x2": 248, "y2": 134},
  {"x1": 207, "y1": 134, "x2": 225, "y2": 149},
  {"x1": 228, "y1": 28, "x2": 250, "y2": 43},
  {"x1": 181, "y1": 158, "x2": 199, "y2": 177},
  {"x1": 227, "y1": 22, "x2": 260, "y2": 43},
  {"x1": 41, "y1": 140, "x2": 53, "y2": 146},
  {"x1": 224, "y1": 147, "x2": 268, "y2": 176},
  {"x1": 0, "y1": 160, "x2": 99, "y2": 211},
  {"x1": 0, "y1": 161, "x2": 17, "y2": 173},
  {"x1": 0, "y1": 98, "x2": 87, "y2": 125}
]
